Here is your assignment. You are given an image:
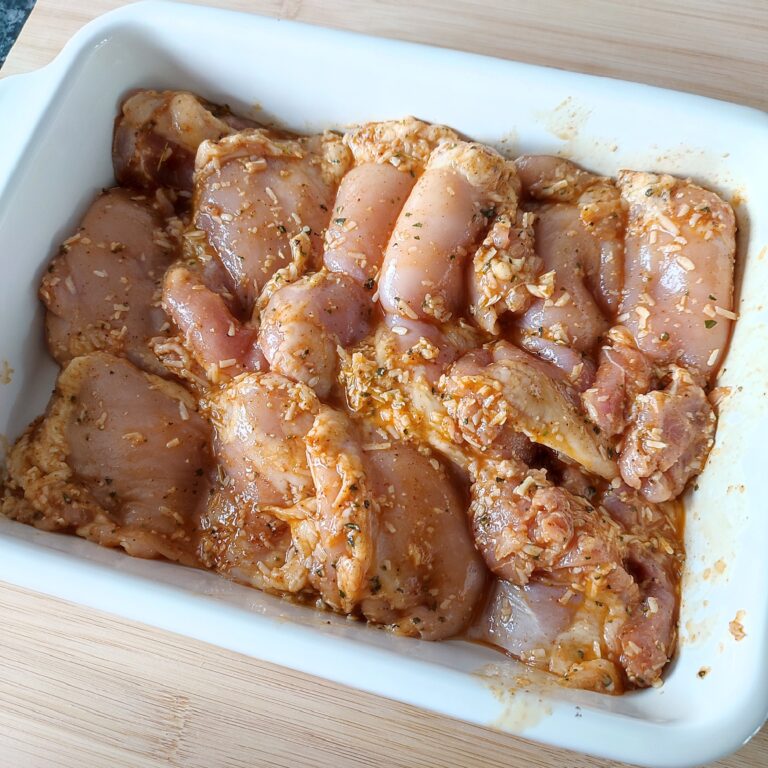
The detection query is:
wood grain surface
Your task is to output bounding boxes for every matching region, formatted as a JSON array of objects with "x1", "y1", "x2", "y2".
[{"x1": 1, "y1": 2, "x2": 767, "y2": 767}]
